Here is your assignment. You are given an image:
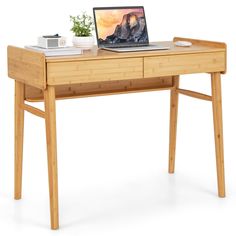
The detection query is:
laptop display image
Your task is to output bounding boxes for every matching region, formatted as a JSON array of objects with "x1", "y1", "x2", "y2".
[{"x1": 93, "y1": 6, "x2": 170, "y2": 52}]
